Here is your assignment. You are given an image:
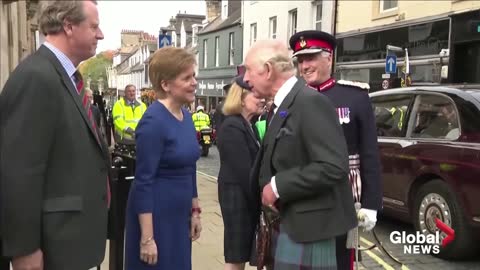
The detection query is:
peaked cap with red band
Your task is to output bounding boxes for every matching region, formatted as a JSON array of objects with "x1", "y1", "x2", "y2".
[{"x1": 289, "y1": 30, "x2": 337, "y2": 57}]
